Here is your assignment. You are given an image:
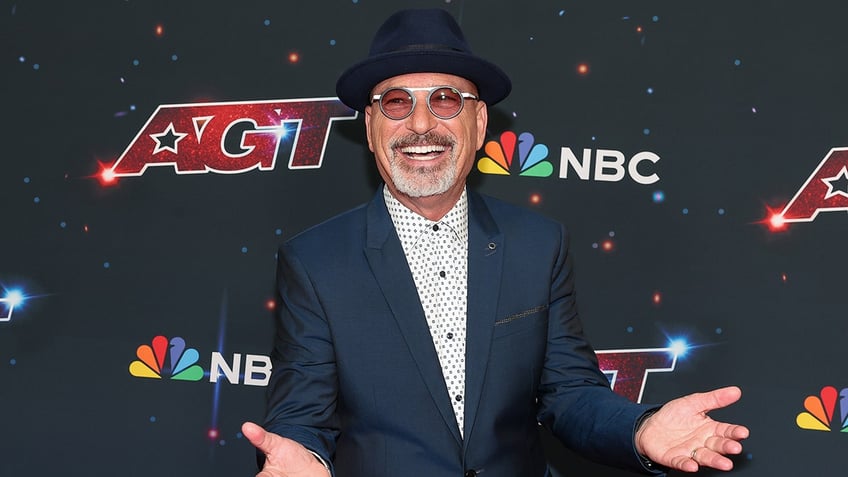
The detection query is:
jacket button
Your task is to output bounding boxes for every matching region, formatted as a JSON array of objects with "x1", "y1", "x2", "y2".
[{"x1": 465, "y1": 471, "x2": 477, "y2": 477}]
